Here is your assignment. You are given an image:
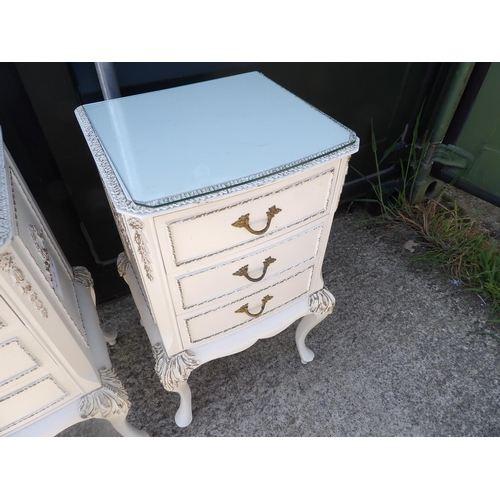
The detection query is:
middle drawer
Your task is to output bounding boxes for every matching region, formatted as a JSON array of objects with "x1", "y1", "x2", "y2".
[{"x1": 171, "y1": 221, "x2": 324, "y2": 312}]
